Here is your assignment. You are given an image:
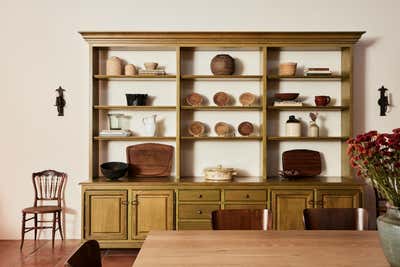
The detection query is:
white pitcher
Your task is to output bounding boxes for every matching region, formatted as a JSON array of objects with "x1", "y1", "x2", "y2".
[{"x1": 142, "y1": 115, "x2": 157, "y2": 136}]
